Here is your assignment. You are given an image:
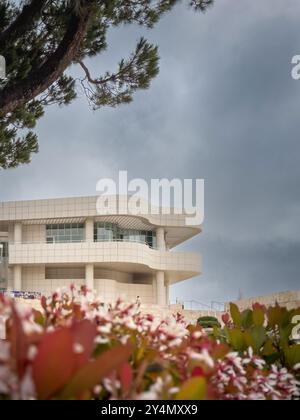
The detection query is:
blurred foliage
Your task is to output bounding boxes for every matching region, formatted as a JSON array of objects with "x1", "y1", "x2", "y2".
[
  {"x1": 197, "y1": 316, "x2": 221, "y2": 329},
  {"x1": 214, "y1": 303, "x2": 300, "y2": 370},
  {"x1": 0, "y1": 287, "x2": 299, "y2": 400}
]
